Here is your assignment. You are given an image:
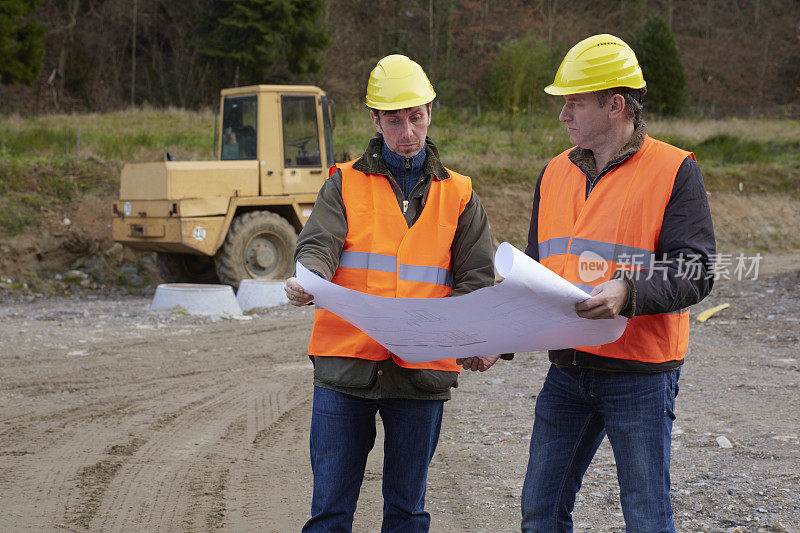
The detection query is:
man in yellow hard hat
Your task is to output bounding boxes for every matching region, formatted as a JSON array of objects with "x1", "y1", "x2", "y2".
[
  {"x1": 284, "y1": 54, "x2": 503, "y2": 531},
  {"x1": 520, "y1": 34, "x2": 715, "y2": 531}
]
